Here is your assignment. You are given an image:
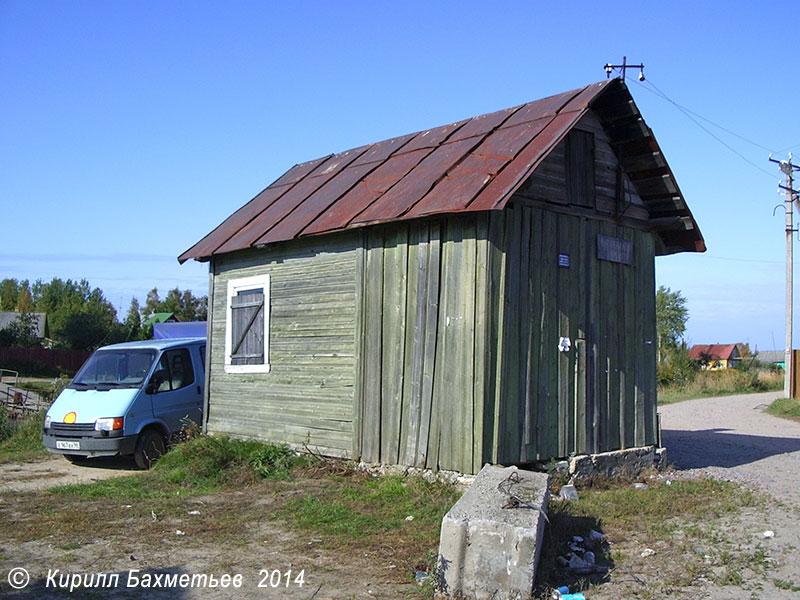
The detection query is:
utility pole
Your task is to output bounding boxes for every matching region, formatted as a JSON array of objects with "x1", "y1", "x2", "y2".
[
  {"x1": 604, "y1": 56, "x2": 645, "y2": 81},
  {"x1": 770, "y1": 154, "x2": 800, "y2": 397}
]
